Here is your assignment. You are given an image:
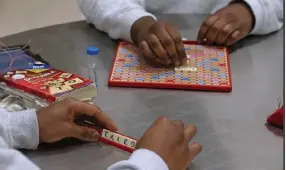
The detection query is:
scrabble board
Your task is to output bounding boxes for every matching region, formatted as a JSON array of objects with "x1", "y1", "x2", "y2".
[{"x1": 108, "y1": 41, "x2": 232, "y2": 92}]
